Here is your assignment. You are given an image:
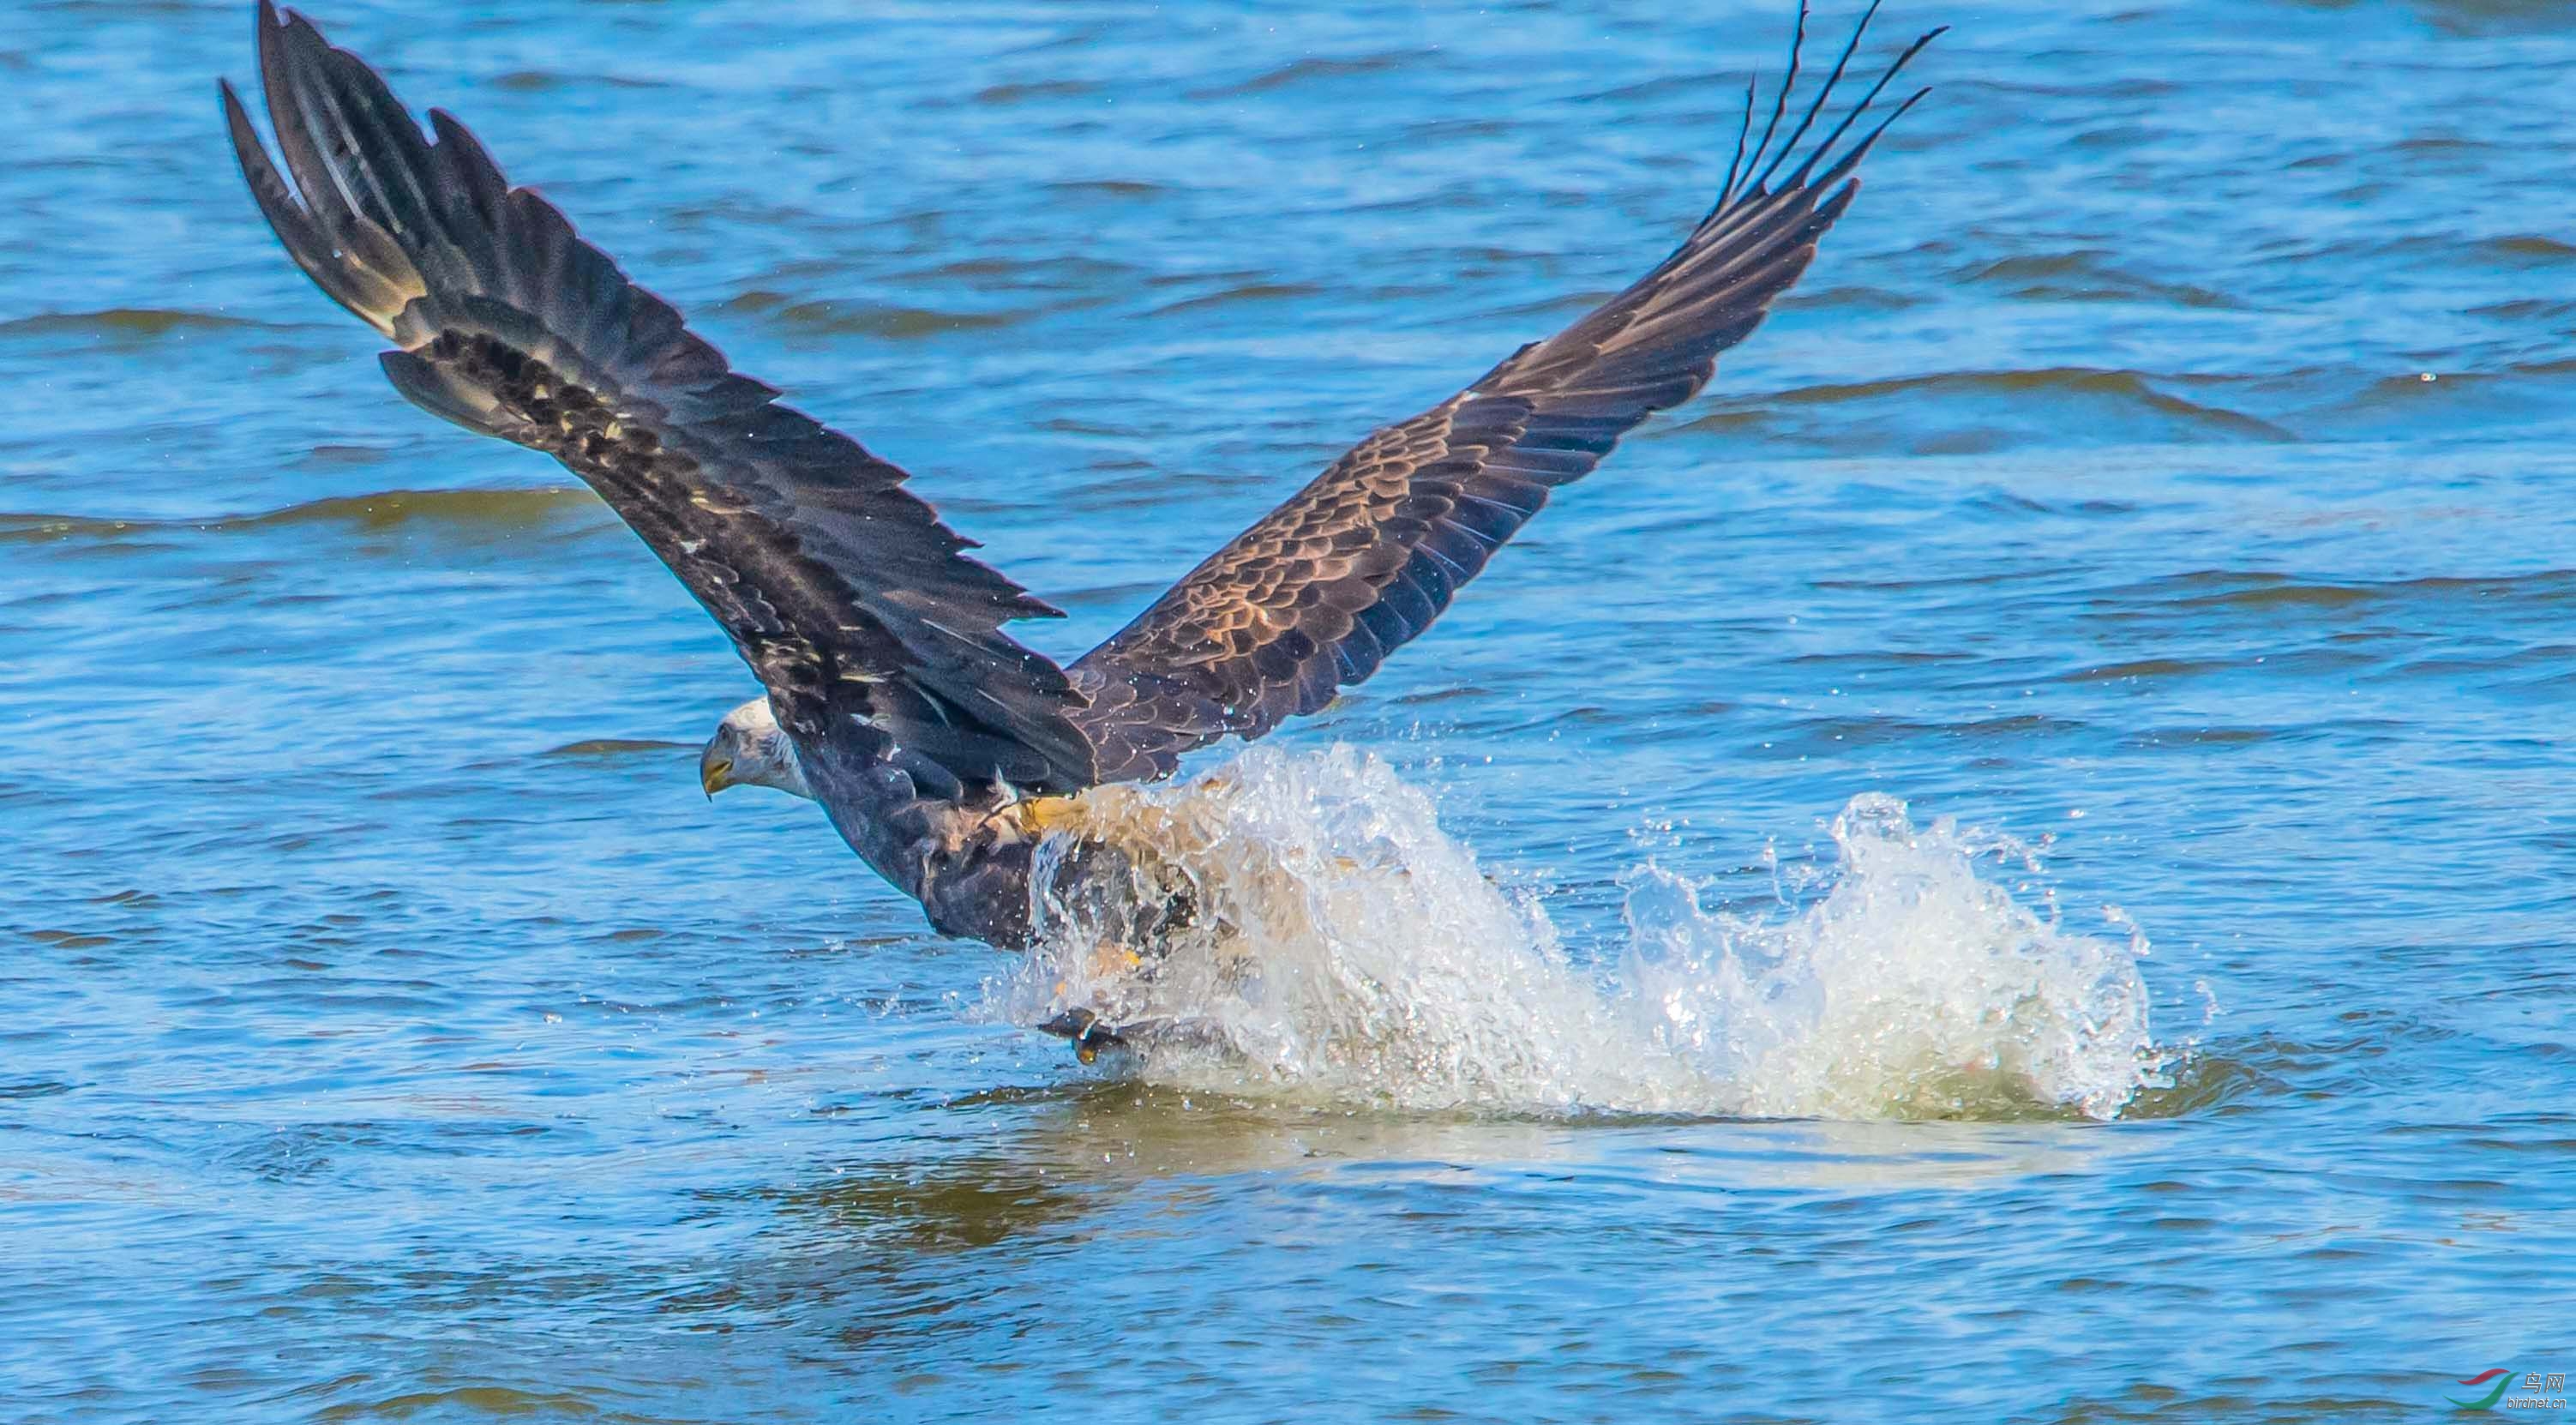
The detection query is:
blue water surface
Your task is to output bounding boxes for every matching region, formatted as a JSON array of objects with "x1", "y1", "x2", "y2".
[{"x1": 3, "y1": 0, "x2": 2574, "y2": 1420}]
